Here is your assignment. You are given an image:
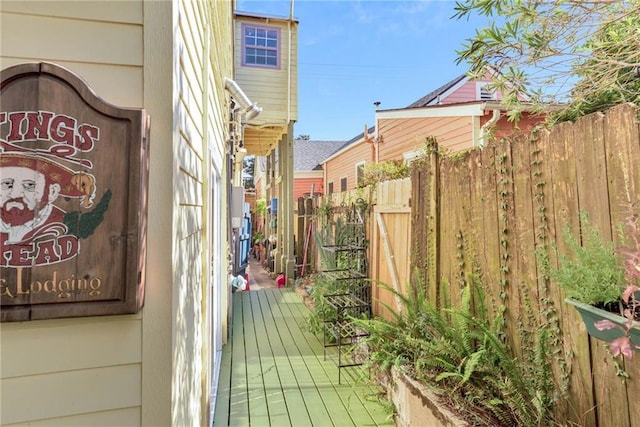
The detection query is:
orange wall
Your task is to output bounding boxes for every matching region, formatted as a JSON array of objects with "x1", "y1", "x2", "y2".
[
  {"x1": 294, "y1": 176, "x2": 324, "y2": 199},
  {"x1": 325, "y1": 111, "x2": 546, "y2": 193},
  {"x1": 378, "y1": 115, "x2": 474, "y2": 160},
  {"x1": 324, "y1": 141, "x2": 372, "y2": 192},
  {"x1": 489, "y1": 112, "x2": 545, "y2": 138}
]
